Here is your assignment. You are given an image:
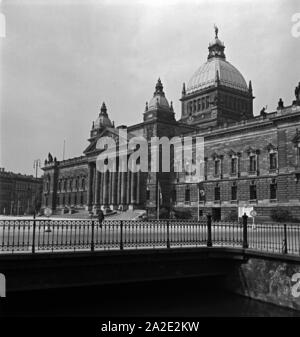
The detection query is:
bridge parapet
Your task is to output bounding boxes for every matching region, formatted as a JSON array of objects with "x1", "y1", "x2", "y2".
[{"x1": 0, "y1": 215, "x2": 299, "y2": 256}]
